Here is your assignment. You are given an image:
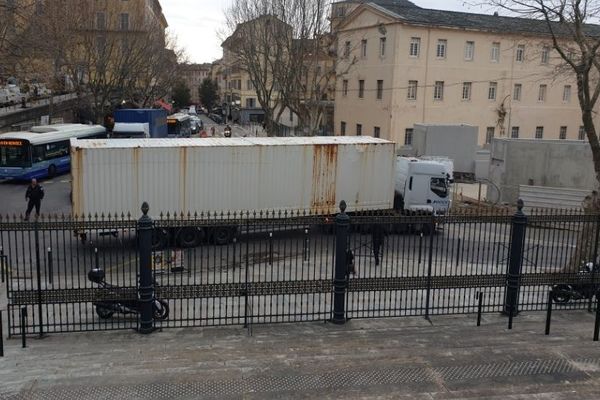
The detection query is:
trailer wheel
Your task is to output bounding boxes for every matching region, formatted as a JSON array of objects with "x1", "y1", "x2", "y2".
[
  {"x1": 151, "y1": 228, "x2": 170, "y2": 250},
  {"x1": 212, "y1": 227, "x2": 233, "y2": 245},
  {"x1": 176, "y1": 227, "x2": 203, "y2": 248}
]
